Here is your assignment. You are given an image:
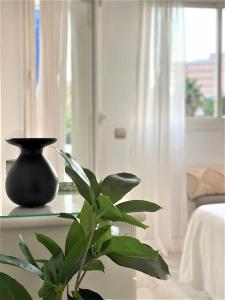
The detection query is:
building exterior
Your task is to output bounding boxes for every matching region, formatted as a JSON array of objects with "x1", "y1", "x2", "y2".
[{"x1": 186, "y1": 54, "x2": 225, "y2": 99}]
